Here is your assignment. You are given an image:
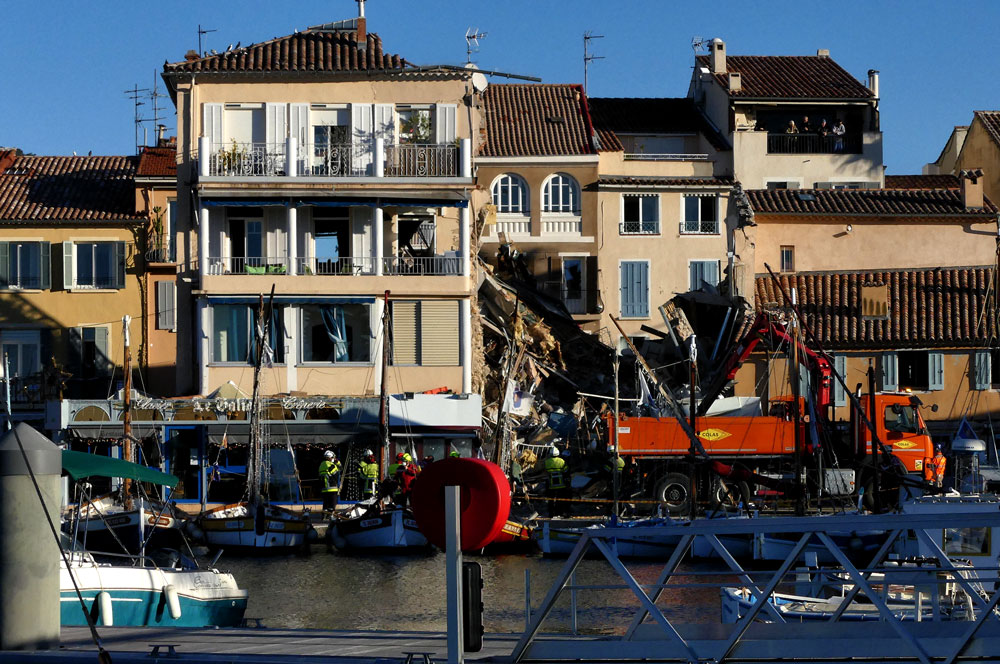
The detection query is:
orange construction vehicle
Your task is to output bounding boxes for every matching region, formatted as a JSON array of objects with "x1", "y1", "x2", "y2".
[{"x1": 607, "y1": 313, "x2": 934, "y2": 513}]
